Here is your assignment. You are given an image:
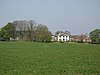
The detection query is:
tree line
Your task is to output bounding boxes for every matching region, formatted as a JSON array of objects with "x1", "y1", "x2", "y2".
[
  {"x1": 0, "y1": 20, "x2": 52, "y2": 42},
  {"x1": 0, "y1": 19, "x2": 100, "y2": 43}
]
